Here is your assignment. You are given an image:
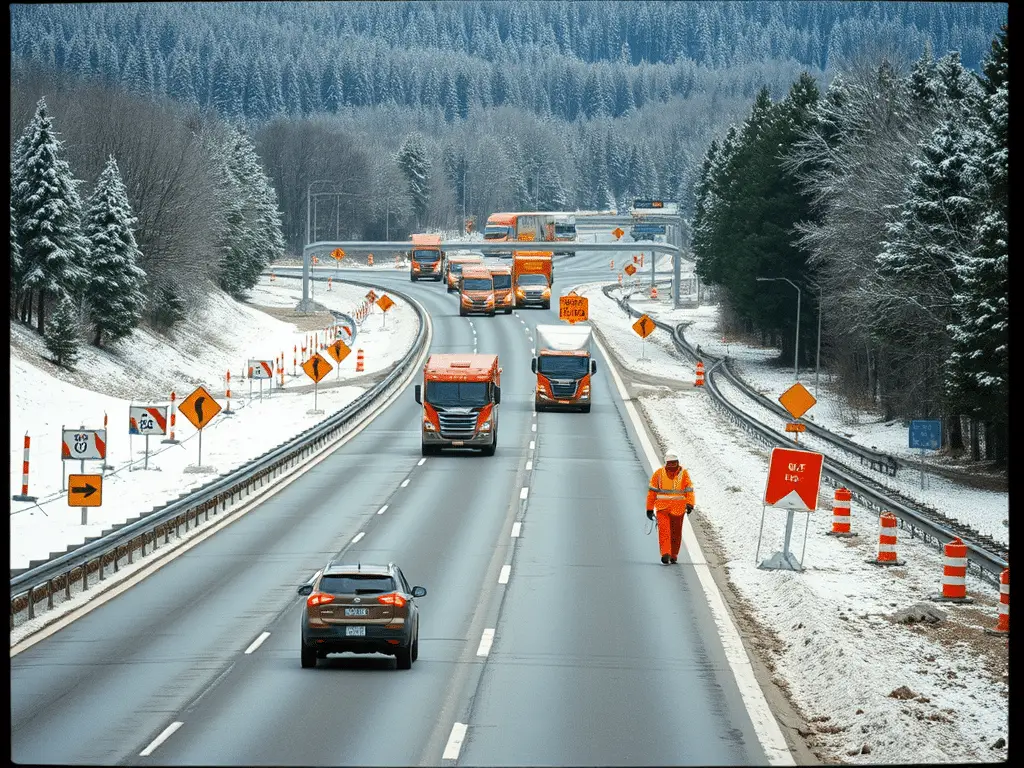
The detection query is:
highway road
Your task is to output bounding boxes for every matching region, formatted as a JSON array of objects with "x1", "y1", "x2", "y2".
[{"x1": 11, "y1": 245, "x2": 772, "y2": 765}]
